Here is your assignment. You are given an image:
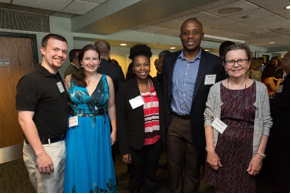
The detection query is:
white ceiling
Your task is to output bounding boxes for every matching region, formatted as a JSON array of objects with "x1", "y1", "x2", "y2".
[{"x1": 0, "y1": 0, "x2": 289, "y2": 50}]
